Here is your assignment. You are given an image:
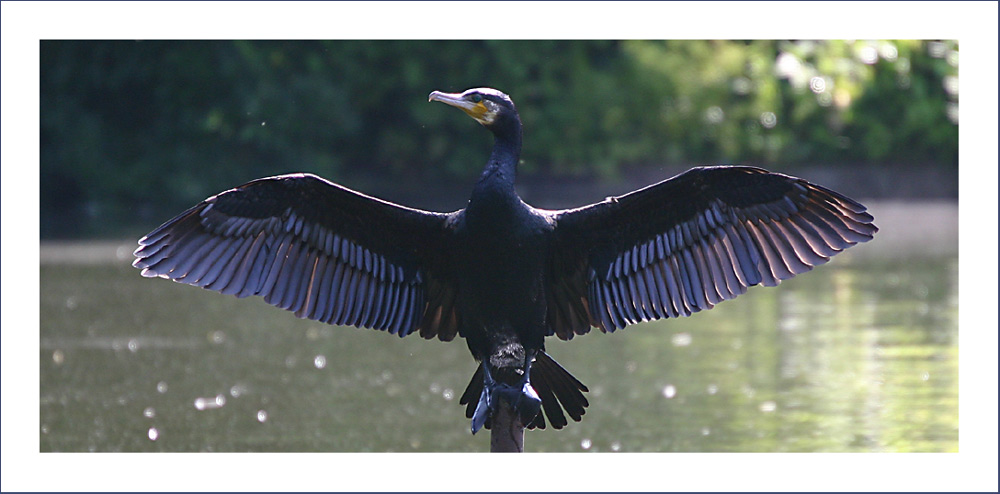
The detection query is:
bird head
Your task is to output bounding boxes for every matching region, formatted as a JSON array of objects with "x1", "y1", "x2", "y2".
[{"x1": 428, "y1": 87, "x2": 517, "y2": 129}]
